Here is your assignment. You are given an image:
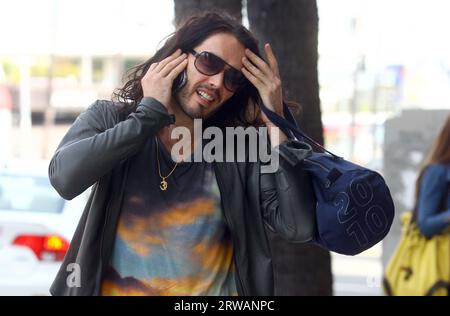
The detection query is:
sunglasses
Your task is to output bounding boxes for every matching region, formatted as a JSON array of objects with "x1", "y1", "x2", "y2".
[{"x1": 188, "y1": 49, "x2": 247, "y2": 92}]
